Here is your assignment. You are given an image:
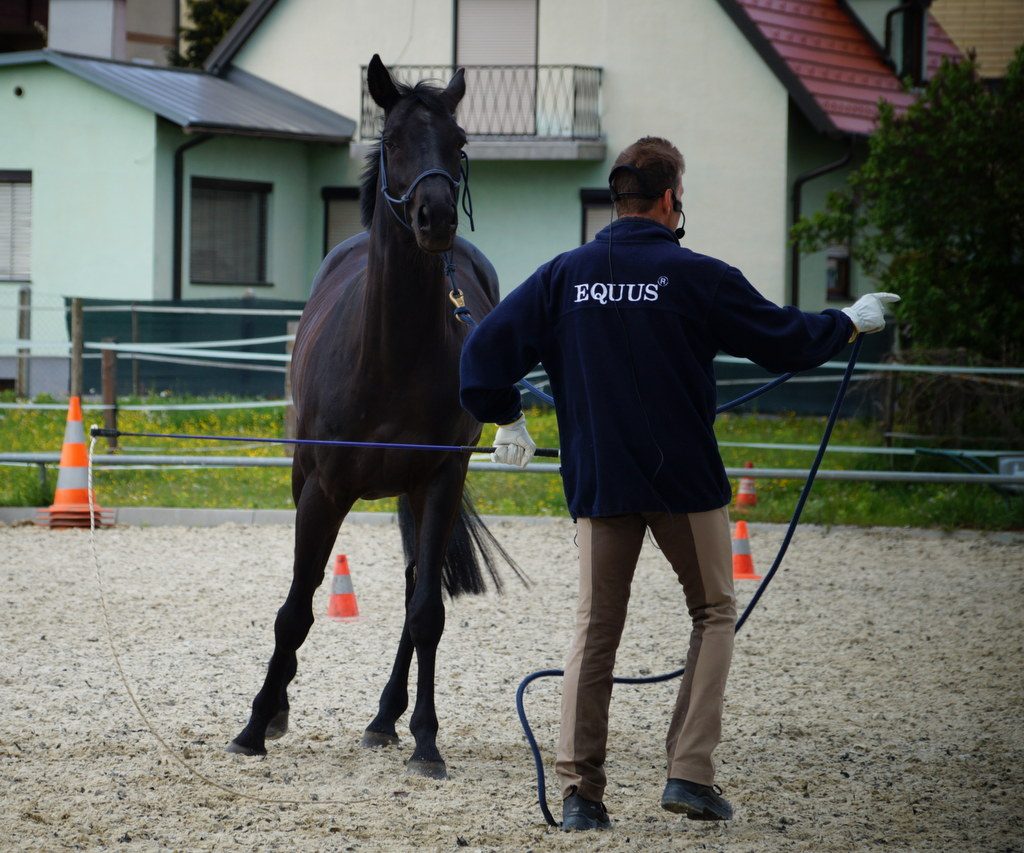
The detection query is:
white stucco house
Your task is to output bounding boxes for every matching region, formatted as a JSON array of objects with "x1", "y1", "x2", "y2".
[{"x1": 0, "y1": 0, "x2": 960, "y2": 394}]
